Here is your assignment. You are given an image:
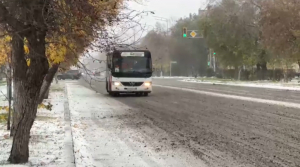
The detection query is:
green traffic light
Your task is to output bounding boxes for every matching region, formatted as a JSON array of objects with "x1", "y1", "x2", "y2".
[
  {"x1": 214, "y1": 52, "x2": 216, "y2": 55},
  {"x1": 183, "y1": 34, "x2": 187, "y2": 37}
]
